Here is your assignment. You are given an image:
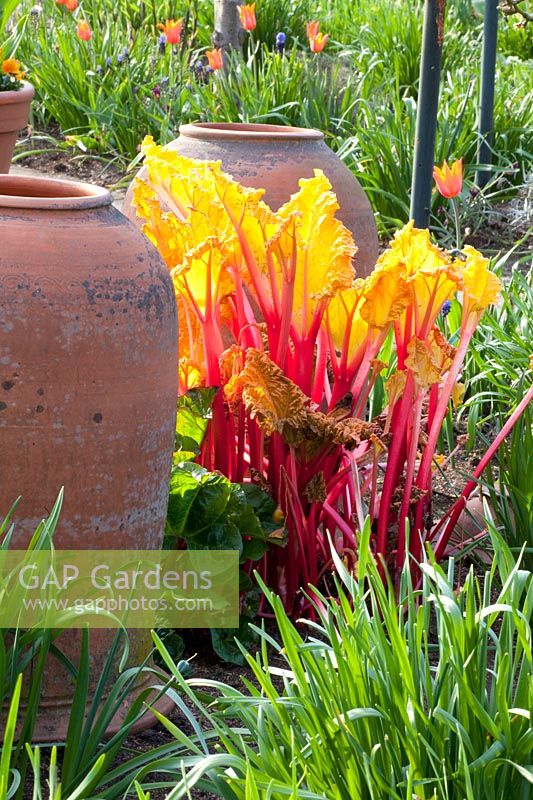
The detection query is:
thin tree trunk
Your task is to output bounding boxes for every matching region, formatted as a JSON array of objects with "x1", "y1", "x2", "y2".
[{"x1": 213, "y1": 0, "x2": 243, "y2": 51}]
